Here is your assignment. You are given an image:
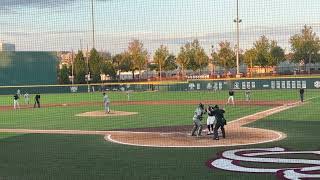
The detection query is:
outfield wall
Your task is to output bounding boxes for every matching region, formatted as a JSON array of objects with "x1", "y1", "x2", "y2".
[
  {"x1": 0, "y1": 77, "x2": 319, "y2": 95},
  {"x1": 0, "y1": 52, "x2": 58, "y2": 86},
  {"x1": 187, "y1": 77, "x2": 320, "y2": 91}
]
